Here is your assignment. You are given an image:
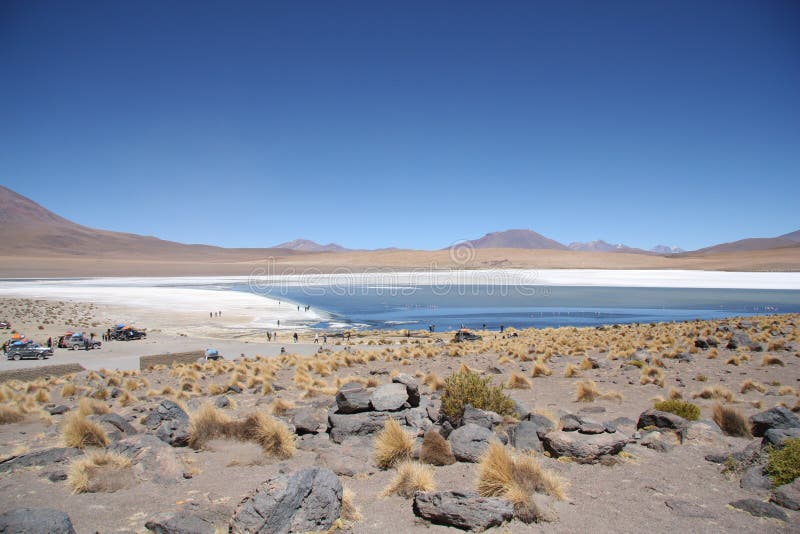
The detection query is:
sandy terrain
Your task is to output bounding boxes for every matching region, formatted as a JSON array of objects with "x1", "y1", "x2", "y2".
[
  {"x1": 2, "y1": 244, "x2": 800, "y2": 277},
  {"x1": 0, "y1": 305, "x2": 798, "y2": 533}
]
